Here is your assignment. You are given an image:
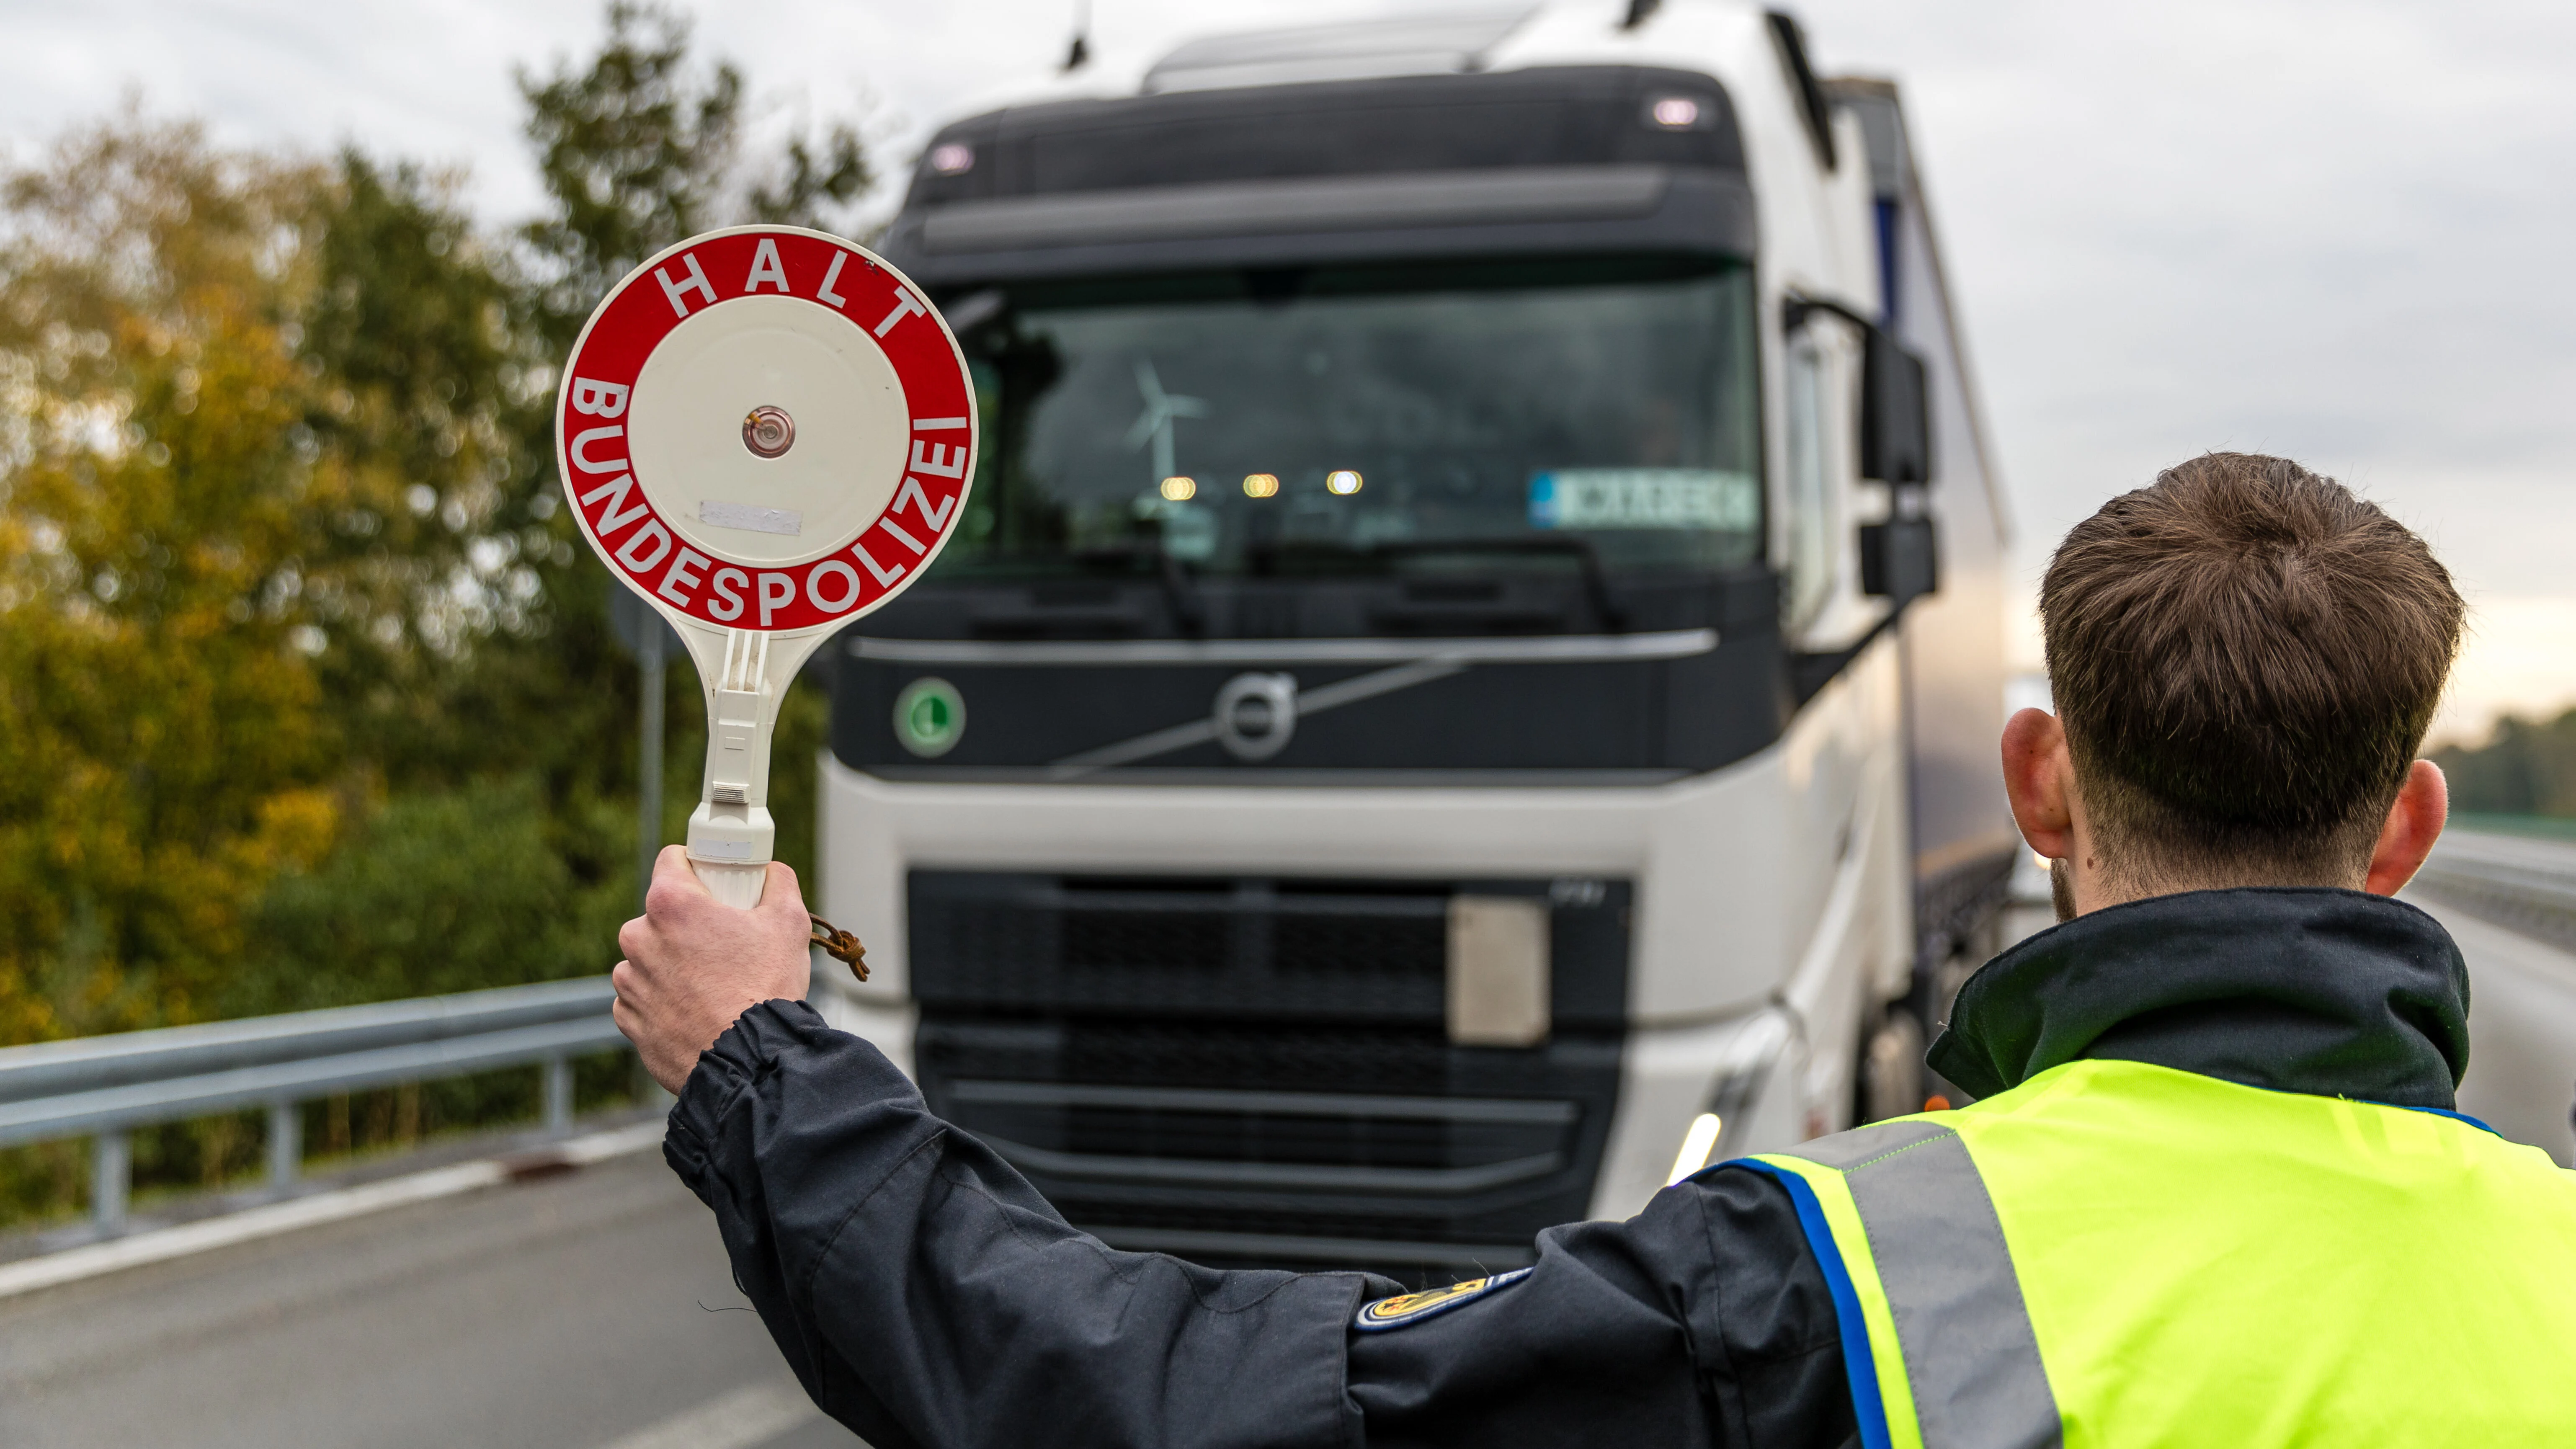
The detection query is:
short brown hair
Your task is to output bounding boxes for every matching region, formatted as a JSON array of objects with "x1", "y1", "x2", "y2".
[{"x1": 2042, "y1": 453, "x2": 2462, "y2": 884}]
